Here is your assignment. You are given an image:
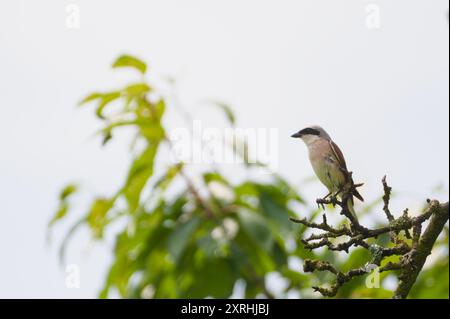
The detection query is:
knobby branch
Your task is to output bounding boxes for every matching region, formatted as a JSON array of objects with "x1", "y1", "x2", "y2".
[{"x1": 290, "y1": 175, "x2": 449, "y2": 299}]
